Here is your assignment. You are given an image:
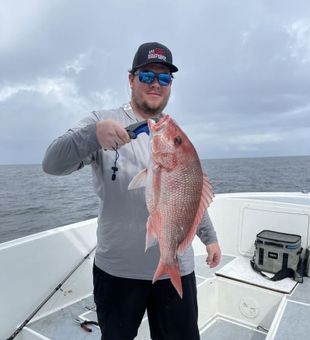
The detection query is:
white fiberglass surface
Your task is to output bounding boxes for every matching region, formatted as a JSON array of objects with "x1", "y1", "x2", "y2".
[{"x1": 245, "y1": 196, "x2": 310, "y2": 205}]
